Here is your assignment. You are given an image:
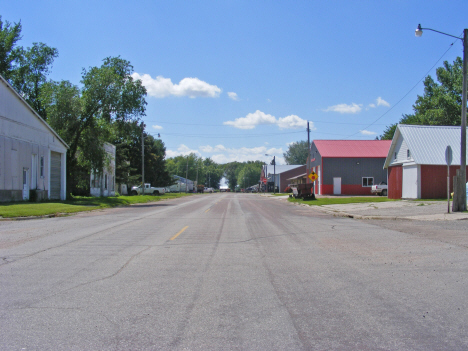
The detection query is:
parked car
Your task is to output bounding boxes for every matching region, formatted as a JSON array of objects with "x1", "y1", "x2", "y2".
[
  {"x1": 371, "y1": 181, "x2": 388, "y2": 196},
  {"x1": 131, "y1": 183, "x2": 166, "y2": 195}
]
